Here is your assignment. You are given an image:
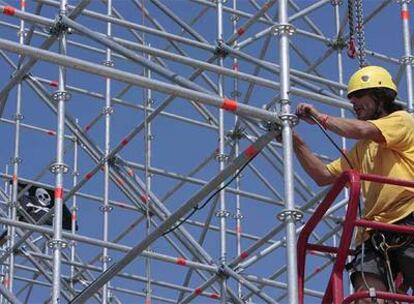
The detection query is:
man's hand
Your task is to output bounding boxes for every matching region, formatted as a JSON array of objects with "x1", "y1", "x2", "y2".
[{"x1": 296, "y1": 103, "x2": 323, "y2": 125}]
